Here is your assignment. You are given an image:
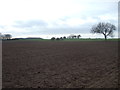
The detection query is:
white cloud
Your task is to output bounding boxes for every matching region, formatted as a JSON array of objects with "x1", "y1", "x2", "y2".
[
  {"x1": 98, "y1": 14, "x2": 117, "y2": 21},
  {"x1": 62, "y1": 17, "x2": 98, "y2": 27},
  {"x1": 0, "y1": 0, "x2": 84, "y2": 22},
  {"x1": 0, "y1": 0, "x2": 118, "y2": 38}
]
